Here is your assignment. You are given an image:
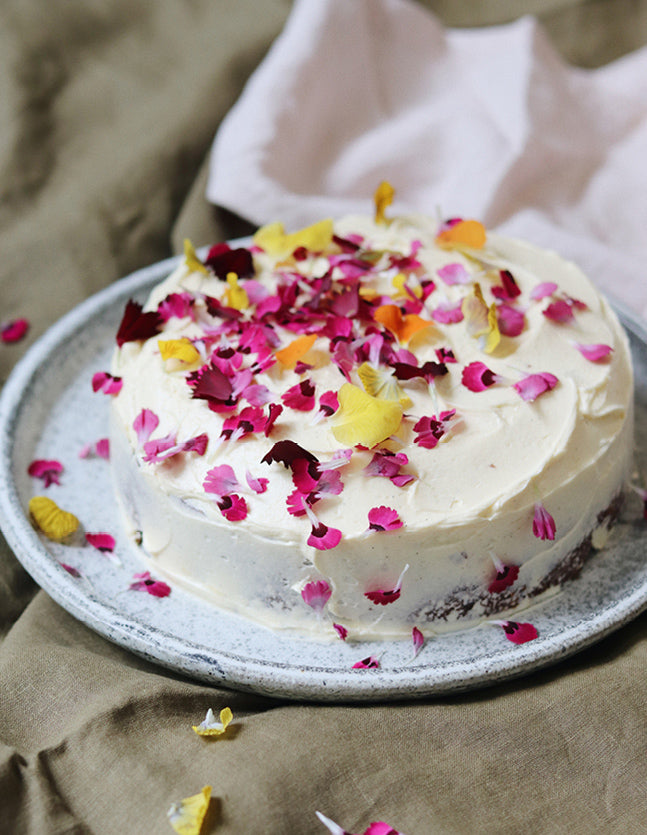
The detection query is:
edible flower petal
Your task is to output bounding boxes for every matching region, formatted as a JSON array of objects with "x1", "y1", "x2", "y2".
[
  {"x1": 167, "y1": 785, "x2": 212, "y2": 835},
  {"x1": 437, "y1": 262, "x2": 470, "y2": 286},
  {"x1": 253, "y1": 219, "x2": 334, "y2": 257},
  {"x1": 412, "y1": 626, "x2": 425, "y2": 659},
  {"x1": 461, "y1": 361, "x2": 500, "y2": 392},
  {"x1": 203, "y1": 464, "x2": 239, "y2": 496},
  {"x1": 496, "y1": 620, "x2": 539, "y2": 645},
  {"x1": 275, "y1": 333, "x2": 317, "y2": 369},
  {"x1": 374, "y1": 180, "x2": 395, "y2": 225},
  {"x1": 333, "y1": 623, "x2": 349, "y2": 640},
  {"x1": 491, "y1": 269, "x2": 521, "y2": 301},
  {"x1": 373, "y1": 304, "x2": 432, "y2": 344},
  {"x1": 133, "y1": 408, "x2": 160, "y2": 446},
  {"x1": 533, "y1": 502, "x2": 556, "y2": 540},
  {"x1": 365, "y1": 564, "x2": 409, "y2": 605},
  {"x1": 574, "y1": 342, "x2": 613, "y2": 362},
  {"x1": 192, "y1": 707, "x2": 233, "y2": 737},
  {"x1": 29, "y1": 496, "x2": 79, "y2": 541},
  {"x1": 282, "y1": 379, "x2": 316, "y2": 411},
  {"x1": 85, "y1": 532, "x2": 116, "y2": 553},
  {"x1": 183, "y1": 239, "x2": 209, "y2": 275},
  {"x1": 79, "y1": 438, "x2": 110, "y2": 460},
  {"x1": 1, "y1": 318, "x2": 29, "y2": 343},
  {"x1": 28, "y1": 459, "x2": 63, "y2": 488},
  {"x1": 116, "y1": 299, "x2": 162, "y2": 347},
  {"x1": 543, "y1": 299, "x2": 575, "y2": 324},
  {"x1": 224, "y1": 272, "x2": 249, "y2": 311},
  {"x1": 512, "y1": 372, "x2": 558, "y2": 402},
  {"x1": 352, "y1": 656, "x2": 380, "y2": 669},
  {"x1": 497, "y1": 303, "x2": 525, "y2": 337},
  {"x1": 315, "y1": 811, "x2": 407, "y2": 835},
  {"x1": 488, "y1": 563, "x2": 519, "y2": 593},
  {"x1": 331, "y1": 384, "x2": 403, "y2": 448},
  {"x1": 307, "y1": 521, "x2": 342, "y2": 550},
  {"x1": 158, "y1": 338, "x2": 201, "y2": 365},
  {"x1": 92, "y1": 371, "x2": 123, "y2": 395},
  {"x1": 357, "y1": 362, "x2": 410, "y2": 406},
  {"x1": 205, "y1": 243, "x2": 254, "y2": 279},
  {"x1": 367, "y1": 506, "x2": 403, "y2": 532},
  {"x1": 363, "y1": 449, "x2": 414, "y2": 487},
  {"x1": 462, "y1": 283, "x2": 500, "y2": 353},
  {"x1": 530, "y1": 282, "x2": 558, "y2": 301},
  {"x1": 301, "y1": 579, "x2": 332, "y2": 611},
  {"x1": 436, "y1": 219, "x2": 486, "y2": 250},
  {"x1": 129, "y1": 571, "x2": 171, "y2": 597}
]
